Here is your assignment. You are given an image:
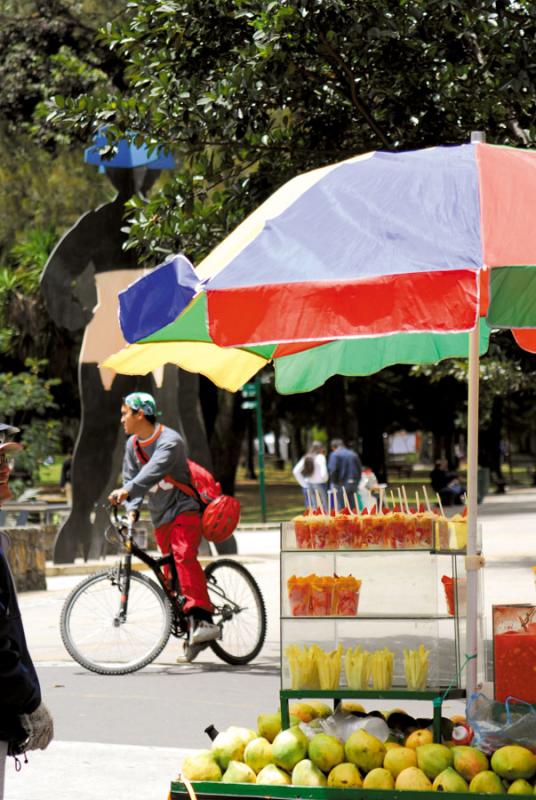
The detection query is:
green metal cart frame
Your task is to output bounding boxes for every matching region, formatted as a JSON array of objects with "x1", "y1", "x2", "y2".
[{"x1": 279, "y1": 688, "x2": 466, "y2": 743}]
